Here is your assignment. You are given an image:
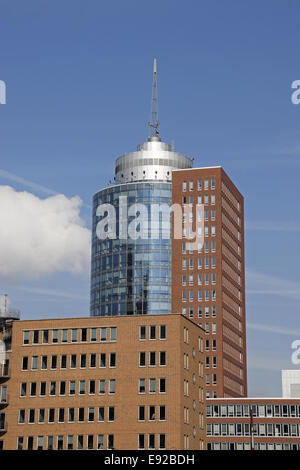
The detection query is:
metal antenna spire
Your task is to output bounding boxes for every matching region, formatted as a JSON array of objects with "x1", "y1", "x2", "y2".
[{"x1": 148, "y1": 58, "x2": 160, "y2": 139}]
